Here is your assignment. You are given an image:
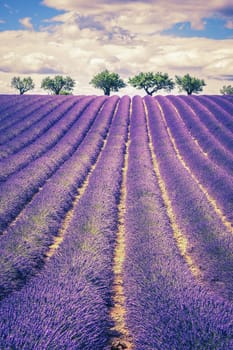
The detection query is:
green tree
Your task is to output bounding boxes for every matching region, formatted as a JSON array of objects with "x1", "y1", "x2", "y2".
[
  {"x1": 90, "y1": 69, "x2": 126, "y2": 96},
  {"x1": 11, "y1": 76, "x2": 35, "y2": 95},
  {"x1": 41, "y1": 75, "x2": 75, "y2": 95},
  {"x1": 128, "y1": 72, "x2": 174, "y2": 95},
  {"x1": 220, "y1": 85, "x2": 233, "y2": 95},
  {"x1": 175, "y1": 74, "x2": 206, "y2": 95}
]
